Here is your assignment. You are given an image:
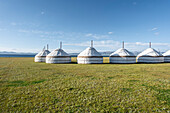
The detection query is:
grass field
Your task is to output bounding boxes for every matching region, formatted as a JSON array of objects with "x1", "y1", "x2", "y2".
[{"x1": 0, "y1": 57, "x2": 169, "y2": 112}]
